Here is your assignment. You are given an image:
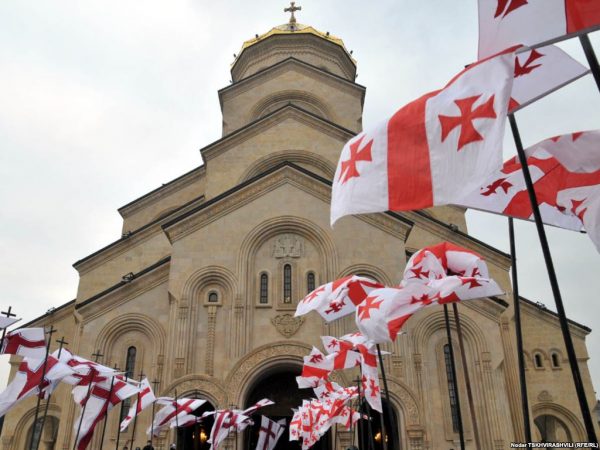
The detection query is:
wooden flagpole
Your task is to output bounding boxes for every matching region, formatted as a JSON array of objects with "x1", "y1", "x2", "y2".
[
  {"x1": 99, "y1": 365, "x2": 120, "y2": 450},
  {"x1": 443, "y1": 304, "x2": 465, "y2": 450},
  {"x1": 35, "y1": 335, "x2": 69, "y2": 450},
  {"x1": 579, "y1": 34, "x2": 600, "y2": 93},
  {"x1": 28, "y1": 325, "x2": 57, "y2": 450},
  {"x1": 451, "y1": 304, "x2": 482, "y2": 449},
  {"x1": 508, "y1": 113, "x2": 598, "y2": 443},
  {"x1": 508, "y1": 218, "x2": 532, "y2": 442},
  {"x1": 73, "y1": 349, "x2": 104, "y2": 450}
]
